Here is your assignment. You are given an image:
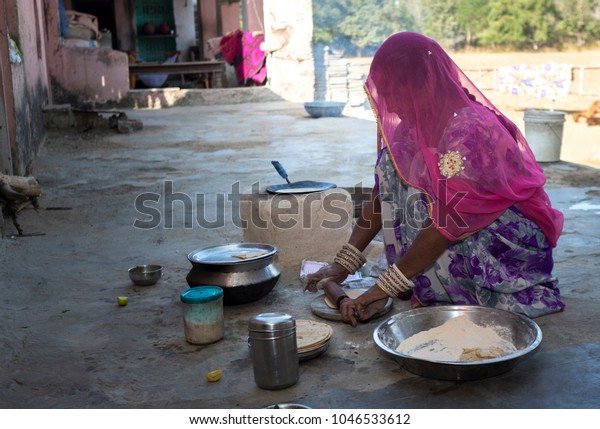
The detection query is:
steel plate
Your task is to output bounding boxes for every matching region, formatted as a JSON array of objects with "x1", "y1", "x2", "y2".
[
  {"x1": 187, "y1": 243, "x2": 277, "y2": 265},
  {"x1": 299, "y1": 339, "x2": 331, "y2": 362},
  {"x1": 266, "y1": 181, "x2": 336, "y2": 194}
]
